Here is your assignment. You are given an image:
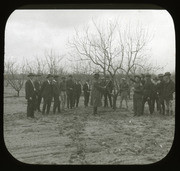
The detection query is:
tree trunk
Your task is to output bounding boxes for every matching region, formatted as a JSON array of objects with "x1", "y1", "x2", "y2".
[
  {"x1": 112, "y1": 94, "x2": 118, "y2": 110},
  {"x1": 17, "y1": 90, "x2": 20, "y2": 97}
]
